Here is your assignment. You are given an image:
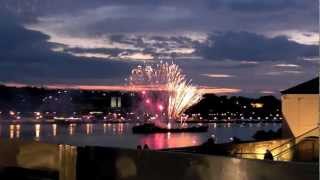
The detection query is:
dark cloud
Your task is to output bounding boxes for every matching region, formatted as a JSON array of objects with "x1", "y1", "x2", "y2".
[
  {"x1": 62, "y1": 34, "x2": 196, "y2": 60},
  {"x1": 1, "y1": 0, "x2": 312, "y2": 14},
  {"x1": 196, "y1": 31, "x2": 317, "y2": 61},
  {"x1": 0, "y1": 16, "x2": 133, "y2": 85},
  {"x1": 65, "y1": 47, "x2": 129, "y2": 57},
  {"x1": 0, "y1": 18, "x2": 51, "y2": 61},
  {"x1": 227, "y1": 0, "x2": 300, "y2": 12},
  {"x1": 2, "y1": 0, "x2": 317, "y2": 33},
  {"x1": 0, "y1": 0, "x2": 318, "y2": 96}
]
